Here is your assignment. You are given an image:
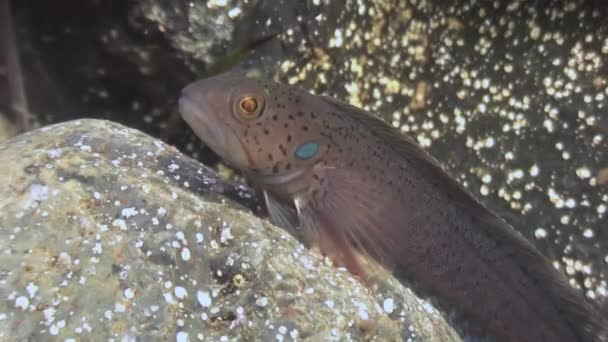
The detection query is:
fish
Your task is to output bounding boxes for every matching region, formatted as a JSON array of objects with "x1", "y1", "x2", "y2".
[{"x1": 178, "y1": 71, "x2": 608, "y2": 342}]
